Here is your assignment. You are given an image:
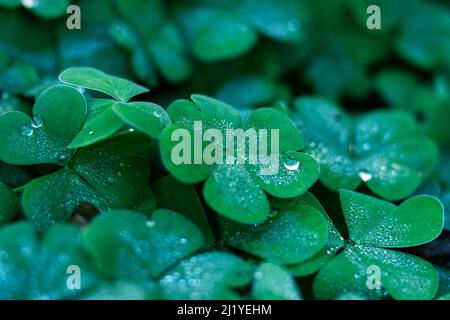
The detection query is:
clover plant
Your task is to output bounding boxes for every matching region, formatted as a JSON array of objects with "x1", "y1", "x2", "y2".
[{"x1": 0, "y1": 0, "x2": 448, "y2": 301}]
